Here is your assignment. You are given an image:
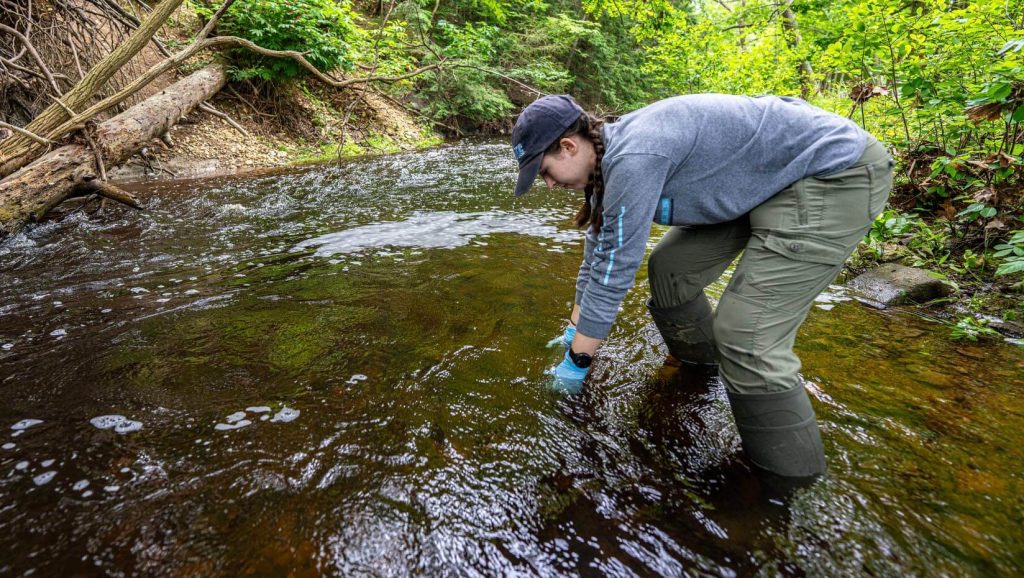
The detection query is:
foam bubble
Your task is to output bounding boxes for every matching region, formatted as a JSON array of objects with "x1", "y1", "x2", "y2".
[
  {"x1": 214, "y1": 420, "x2": 251, "y2": 431},
  {"x1": 15, "y1": 461, "x2": 29, "y2": 470},
  {"x1": 11, "y1": 419, "x2": 42, "y2": 431},
  {"x1": 90, "y1": 415, "x2": 144, "y2": 434},
  {"x1": 73, "y1": 480, "x2": 90, "y2": 491},
  {"x1": 114, "y1": 420, "x2": 143, "y2": 434},
  {"x1": 2, "y1": 343, "x2": 13, "y2": 350},
  {"x1": 245, "y1": 406, "x2": 272, "y2": 413},
  {"x1": 271, "y1": 407, "x2": 300, "y2": 423},
  {"x1": 104, "y1": 485, "x2": 120, "y2": 492},
  {"x1": 41, "y1": 459, "x2": 54, "y2": 467},
  {"x1": 50, "y1": 328, "x2": 67, "y2": 337},
  {"x1": 225, "y1": 411, "x2": 247, "y2": 424},
  {"x1": 33, "y1": 471, "x2": 56, "y2": 486},
  {"x1": 347, "y1": 374, "x2": 368, "y2": 384},
  {"x1": 2, "y1": 443, "x2": 14, "y2": 450},
  {"x1": 82, "y1": 490, "x2": 93, "y2": 497}
]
